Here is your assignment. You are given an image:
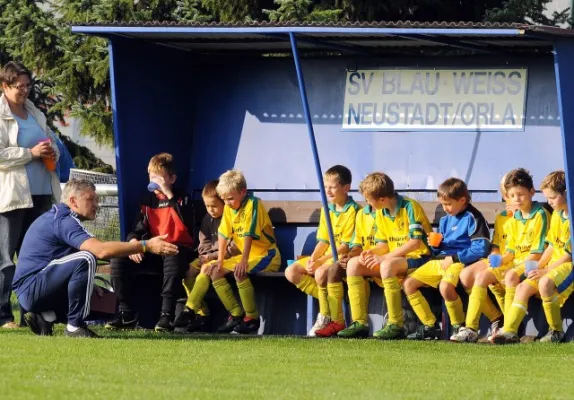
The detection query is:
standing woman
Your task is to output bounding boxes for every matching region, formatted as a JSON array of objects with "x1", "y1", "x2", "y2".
[{"x1": 0, "y1": 62, "x2": 61, "y2": 328}]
